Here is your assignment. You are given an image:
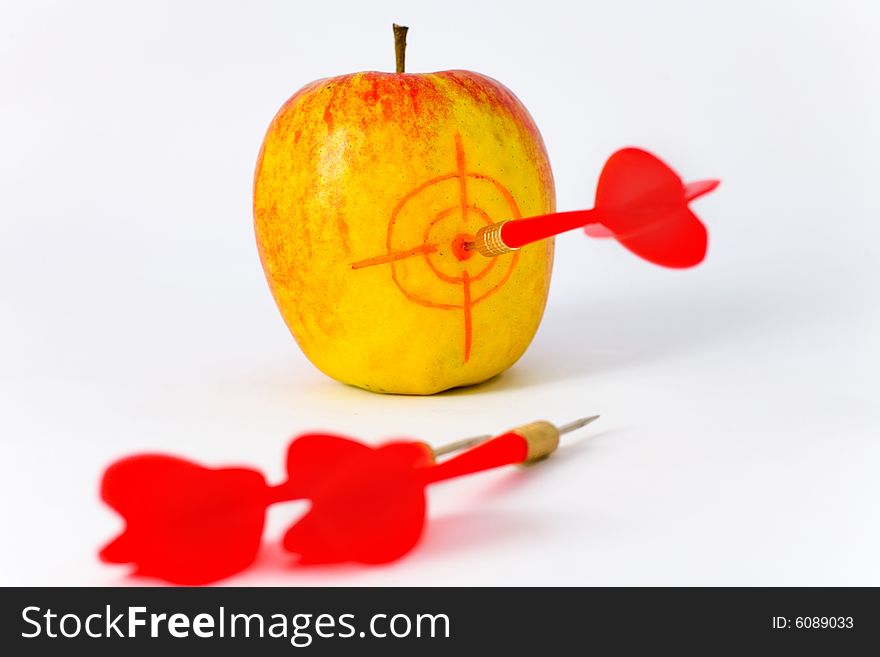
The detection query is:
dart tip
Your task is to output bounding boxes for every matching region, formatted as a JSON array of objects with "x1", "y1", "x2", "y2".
[{"x1": 558, "y1": 415, "x2": 600, "y2": 435}]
